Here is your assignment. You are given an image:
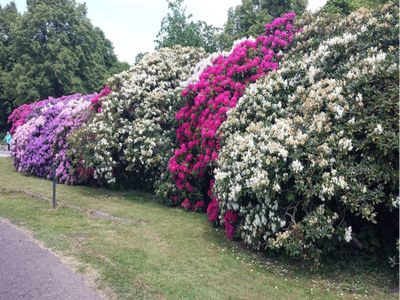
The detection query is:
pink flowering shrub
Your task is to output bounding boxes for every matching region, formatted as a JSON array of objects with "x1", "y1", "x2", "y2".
[{"x1": 166, "y1": 13, "x2": 297, "y2": 233}]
